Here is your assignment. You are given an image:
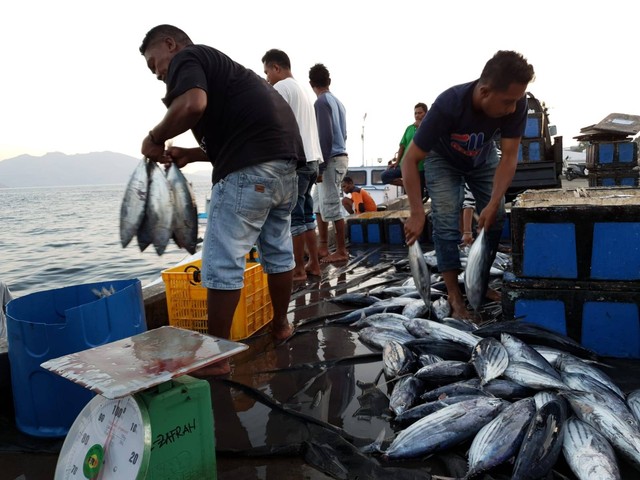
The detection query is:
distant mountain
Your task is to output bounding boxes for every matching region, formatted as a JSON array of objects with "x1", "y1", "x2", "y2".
[{"x1": 0, "y1": 151, "x2": 211, "y2": 188}]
